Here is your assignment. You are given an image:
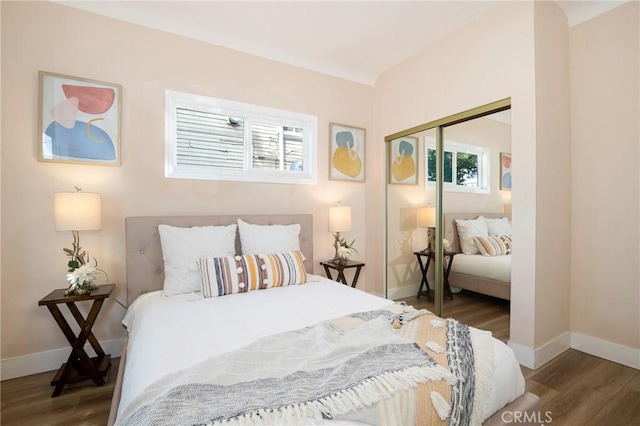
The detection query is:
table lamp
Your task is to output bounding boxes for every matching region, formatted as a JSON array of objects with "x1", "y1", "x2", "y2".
[
  {"x1": 329, "y1": 204, "x2": 351, "y2": 261},
  {"x1": 418, "y1": 205, "x2": 436, "y2": 252},
  {"x1": 54, "y1": 188, "x2": 102, "y2": 268}
]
